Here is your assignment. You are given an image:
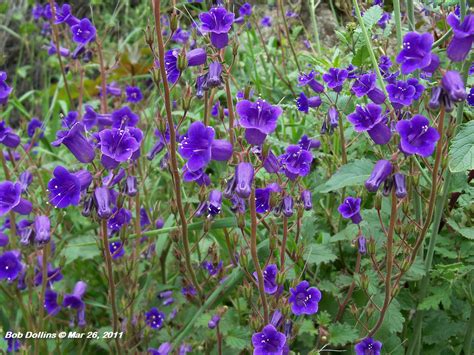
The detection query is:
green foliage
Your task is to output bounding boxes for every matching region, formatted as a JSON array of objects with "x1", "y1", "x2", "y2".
[
  {"x1": 449, "y1": 121, "x2": 474, "y2": 173},
  {"x1": 315, "y1": 159, "x2": 374, "y2": 193}
]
